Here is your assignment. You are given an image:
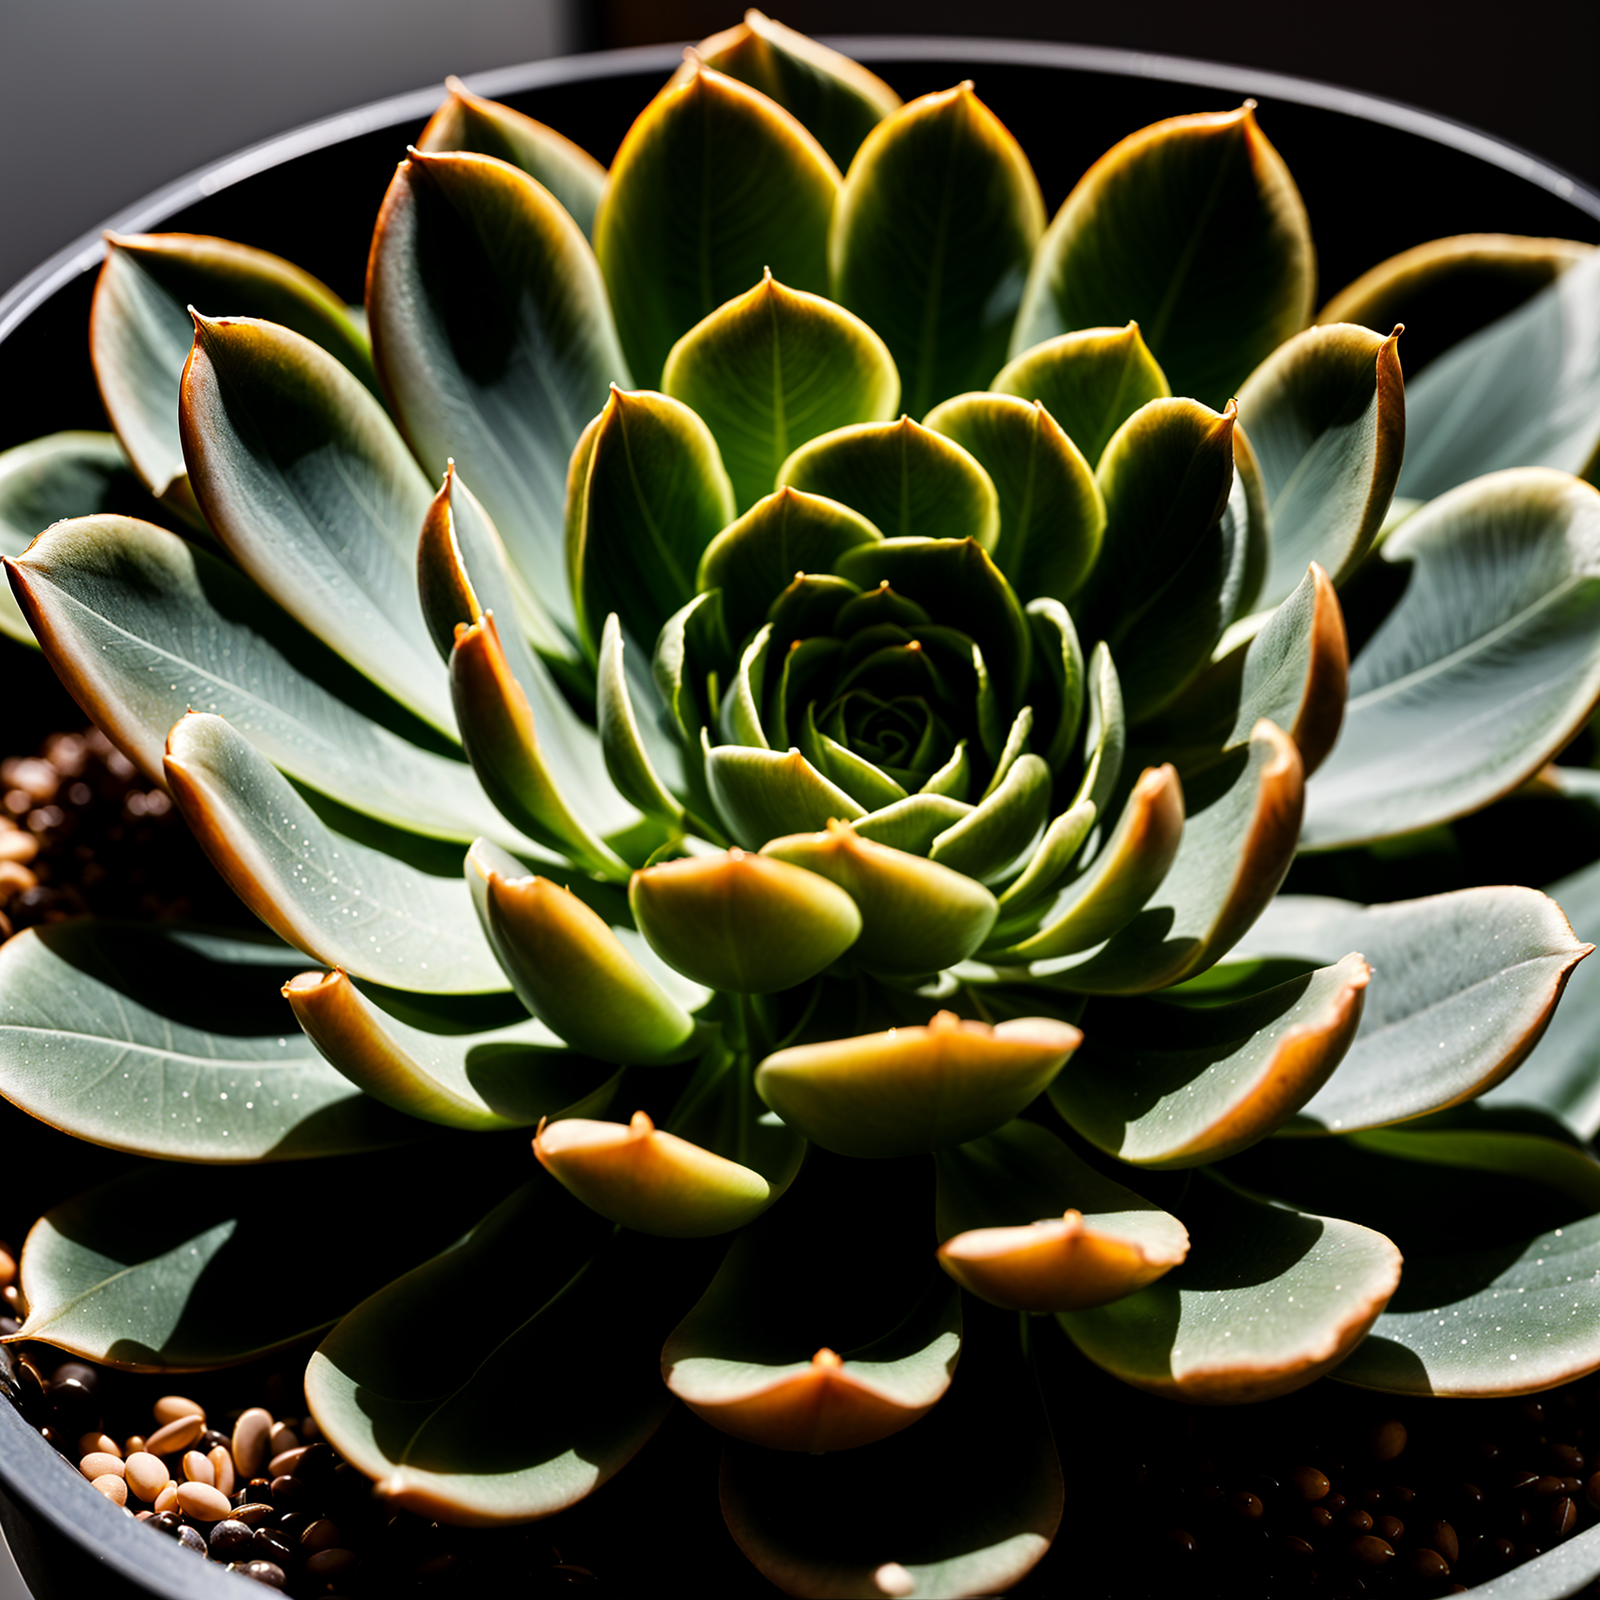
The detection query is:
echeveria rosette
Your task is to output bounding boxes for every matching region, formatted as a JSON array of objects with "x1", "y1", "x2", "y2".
[{"x1": 2, "y1": 16, "x2": 1600, "y2": 1598}]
